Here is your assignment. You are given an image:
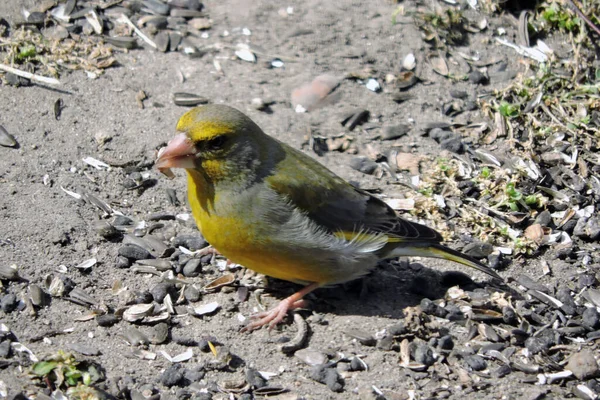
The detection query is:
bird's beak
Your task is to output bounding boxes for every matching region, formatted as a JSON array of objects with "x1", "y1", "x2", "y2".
[{"x1": 156, "y1": 133, "x2": 197, "y2": 178}]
